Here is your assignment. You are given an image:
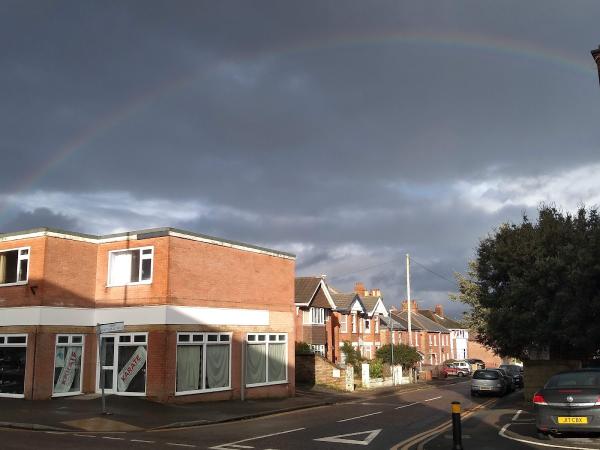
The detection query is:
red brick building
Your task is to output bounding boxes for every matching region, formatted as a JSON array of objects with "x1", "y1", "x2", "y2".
[{"x1": 0, "y1": 227, "x2": 295, "y2": 402}]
